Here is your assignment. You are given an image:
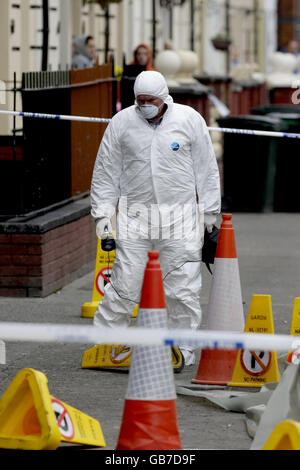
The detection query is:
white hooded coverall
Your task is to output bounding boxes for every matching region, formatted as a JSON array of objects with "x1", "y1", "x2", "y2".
[{"x1": 91, "y1": 71, "x2": 221, "y2": 362}]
